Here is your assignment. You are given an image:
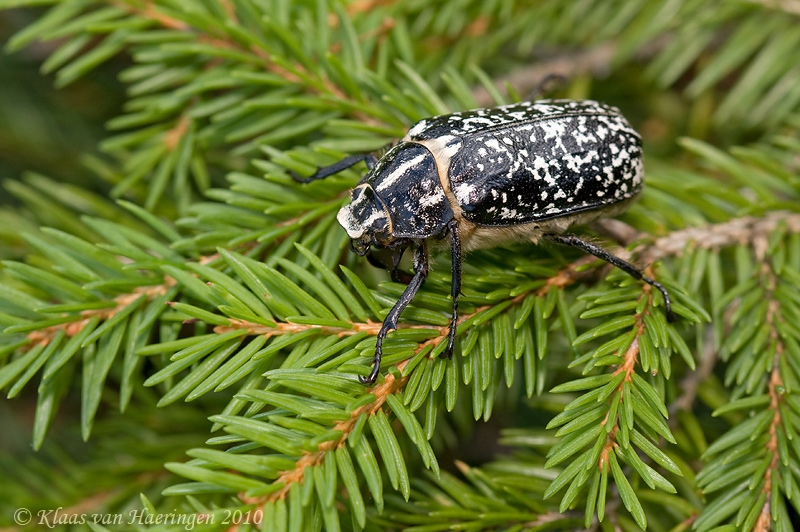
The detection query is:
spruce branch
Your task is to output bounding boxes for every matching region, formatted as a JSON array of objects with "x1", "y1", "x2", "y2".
[
  {"x1": 245, "y1": 357, "x2": 411, "y2": 506},
  {"x1": 22, "y1": 277, "x2": 176, "y2": 350},
  {"x1": 758, "y1": 353, "x2": 784, "y2": 531},
  {"x1": 545, "y1": 265, "x2": 683, "y2": 529},
  {"x1": 693, "y1": 229, "x2": 800, "y2": 531},
  {"x1": 3, "y1": 1, "x2": 800, "y2": 530}
]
